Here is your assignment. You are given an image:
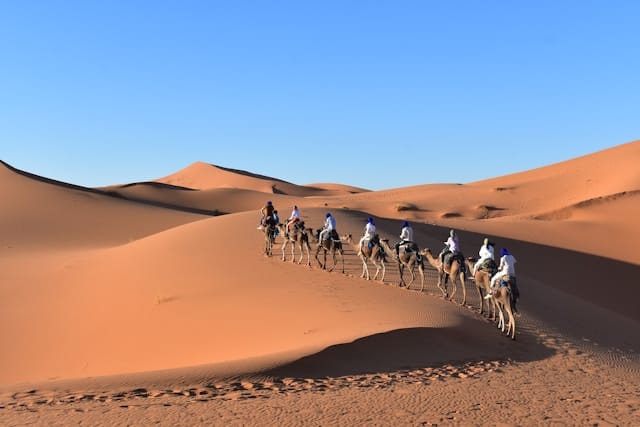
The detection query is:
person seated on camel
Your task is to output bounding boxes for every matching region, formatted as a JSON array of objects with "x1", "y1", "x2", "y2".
[
  {"x1": 258, "y1": 200, "x2": 275, "y2": 229},
  {"x1": 439, "y1": 229, "x2": 460, "y2": 265},
  {"x1": 357, "y1": 217, "x2": 376, "y2": 256},
  {"x1": 272, "y1": 210, "x2": 280, "y2": 235},
  {"x1": 286, "y1": 205, "x2": 301, "y2": 235},
  {"x1": 394, "y1": 221, "x2": 415, "y2": 257},
  {"x1": 472, "y1": 237, "x2": 495, "y2": 276},
  {"x1": 318, "y1": 212, "x2": 337, "y2": 245},
  {"x1": 485, "y1": 248, "x2": 517, "y2": 299}
]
